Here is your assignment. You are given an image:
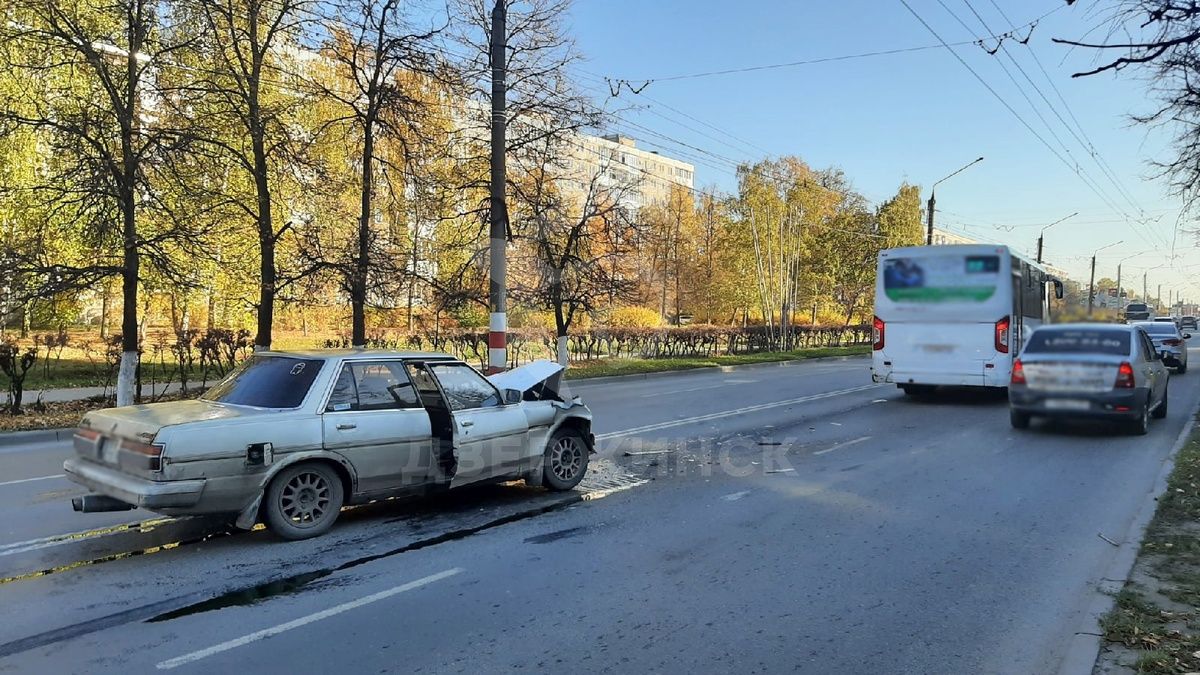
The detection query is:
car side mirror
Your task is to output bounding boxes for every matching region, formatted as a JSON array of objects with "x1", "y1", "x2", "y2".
[
  {"x1": 1052, "y1": 278, "x2": 1064, "y2": 300},
  {"x1": 1185, "y1": 333, "x2": 1193, "y2": 340},
  {"x1": 504, "y1": 388, "x2": 523, "y2": 405}
]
